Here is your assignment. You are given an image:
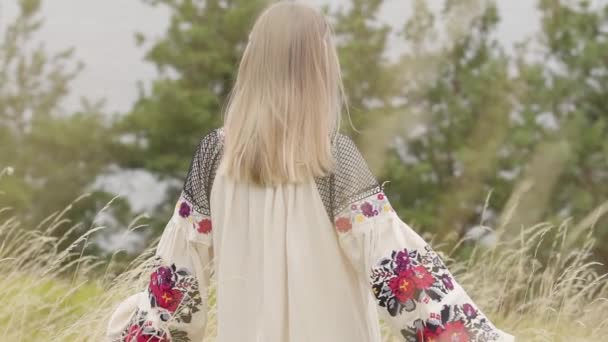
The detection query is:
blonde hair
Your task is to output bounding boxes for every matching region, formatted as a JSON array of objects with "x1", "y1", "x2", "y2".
[{"x1": 221, "y1": 1, "x2": 346, "y2": 186}]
